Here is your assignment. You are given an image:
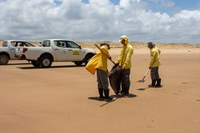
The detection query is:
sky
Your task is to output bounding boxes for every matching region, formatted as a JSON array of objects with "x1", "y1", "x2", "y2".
[{"x1": 0, "y1": 0, "x2": 200, "y2": 44}]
